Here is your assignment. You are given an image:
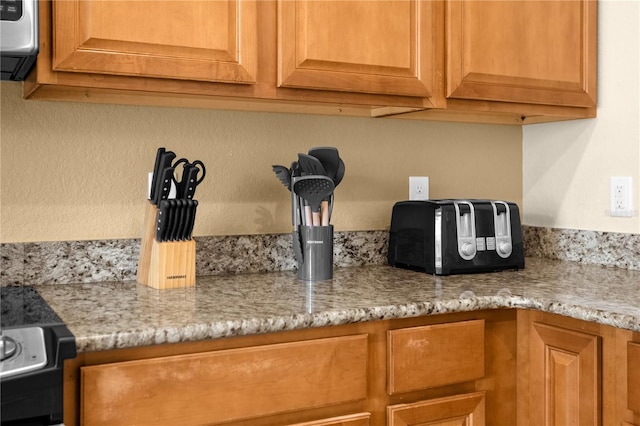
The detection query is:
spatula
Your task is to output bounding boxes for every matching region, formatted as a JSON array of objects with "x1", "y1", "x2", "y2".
[{"x1": 293, "y1": 176, "x2": 334, "y2": 226}]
